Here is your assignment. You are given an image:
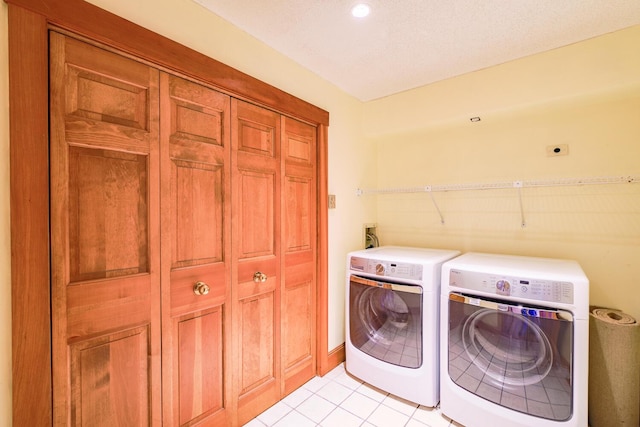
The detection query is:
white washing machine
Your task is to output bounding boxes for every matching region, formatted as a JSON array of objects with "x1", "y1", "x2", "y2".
[
  {"x1": 346, "y1": 246, "x2": 460, "y2": 407},
  {"x1": 440, "y1": 253, "x2": 589, "y2": 427}
]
